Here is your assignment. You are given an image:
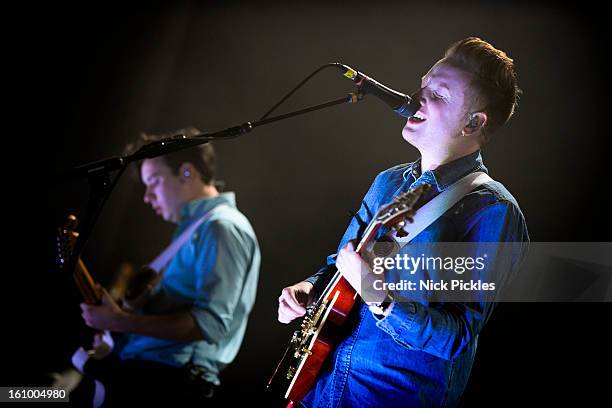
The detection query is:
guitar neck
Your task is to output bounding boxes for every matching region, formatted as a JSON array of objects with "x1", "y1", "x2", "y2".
[
  {"x1": 74, "y1": 257, "x2": 101, "y2": 304},
  {"x1": 316, "y1": 218, "x2": 384, "y2": 302},
  {"x1": 355, "y1": 221, "x2": 380, "y2": 254}
]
